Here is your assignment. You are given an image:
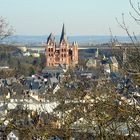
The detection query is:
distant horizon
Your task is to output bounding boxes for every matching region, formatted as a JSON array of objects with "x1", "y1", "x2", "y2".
[
  {"x1": 1, "y1": 34, "x2": 135, "y2": 46},
  {"x1": 10, "y1": 34, "x2": 137, "y2": 37}
]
